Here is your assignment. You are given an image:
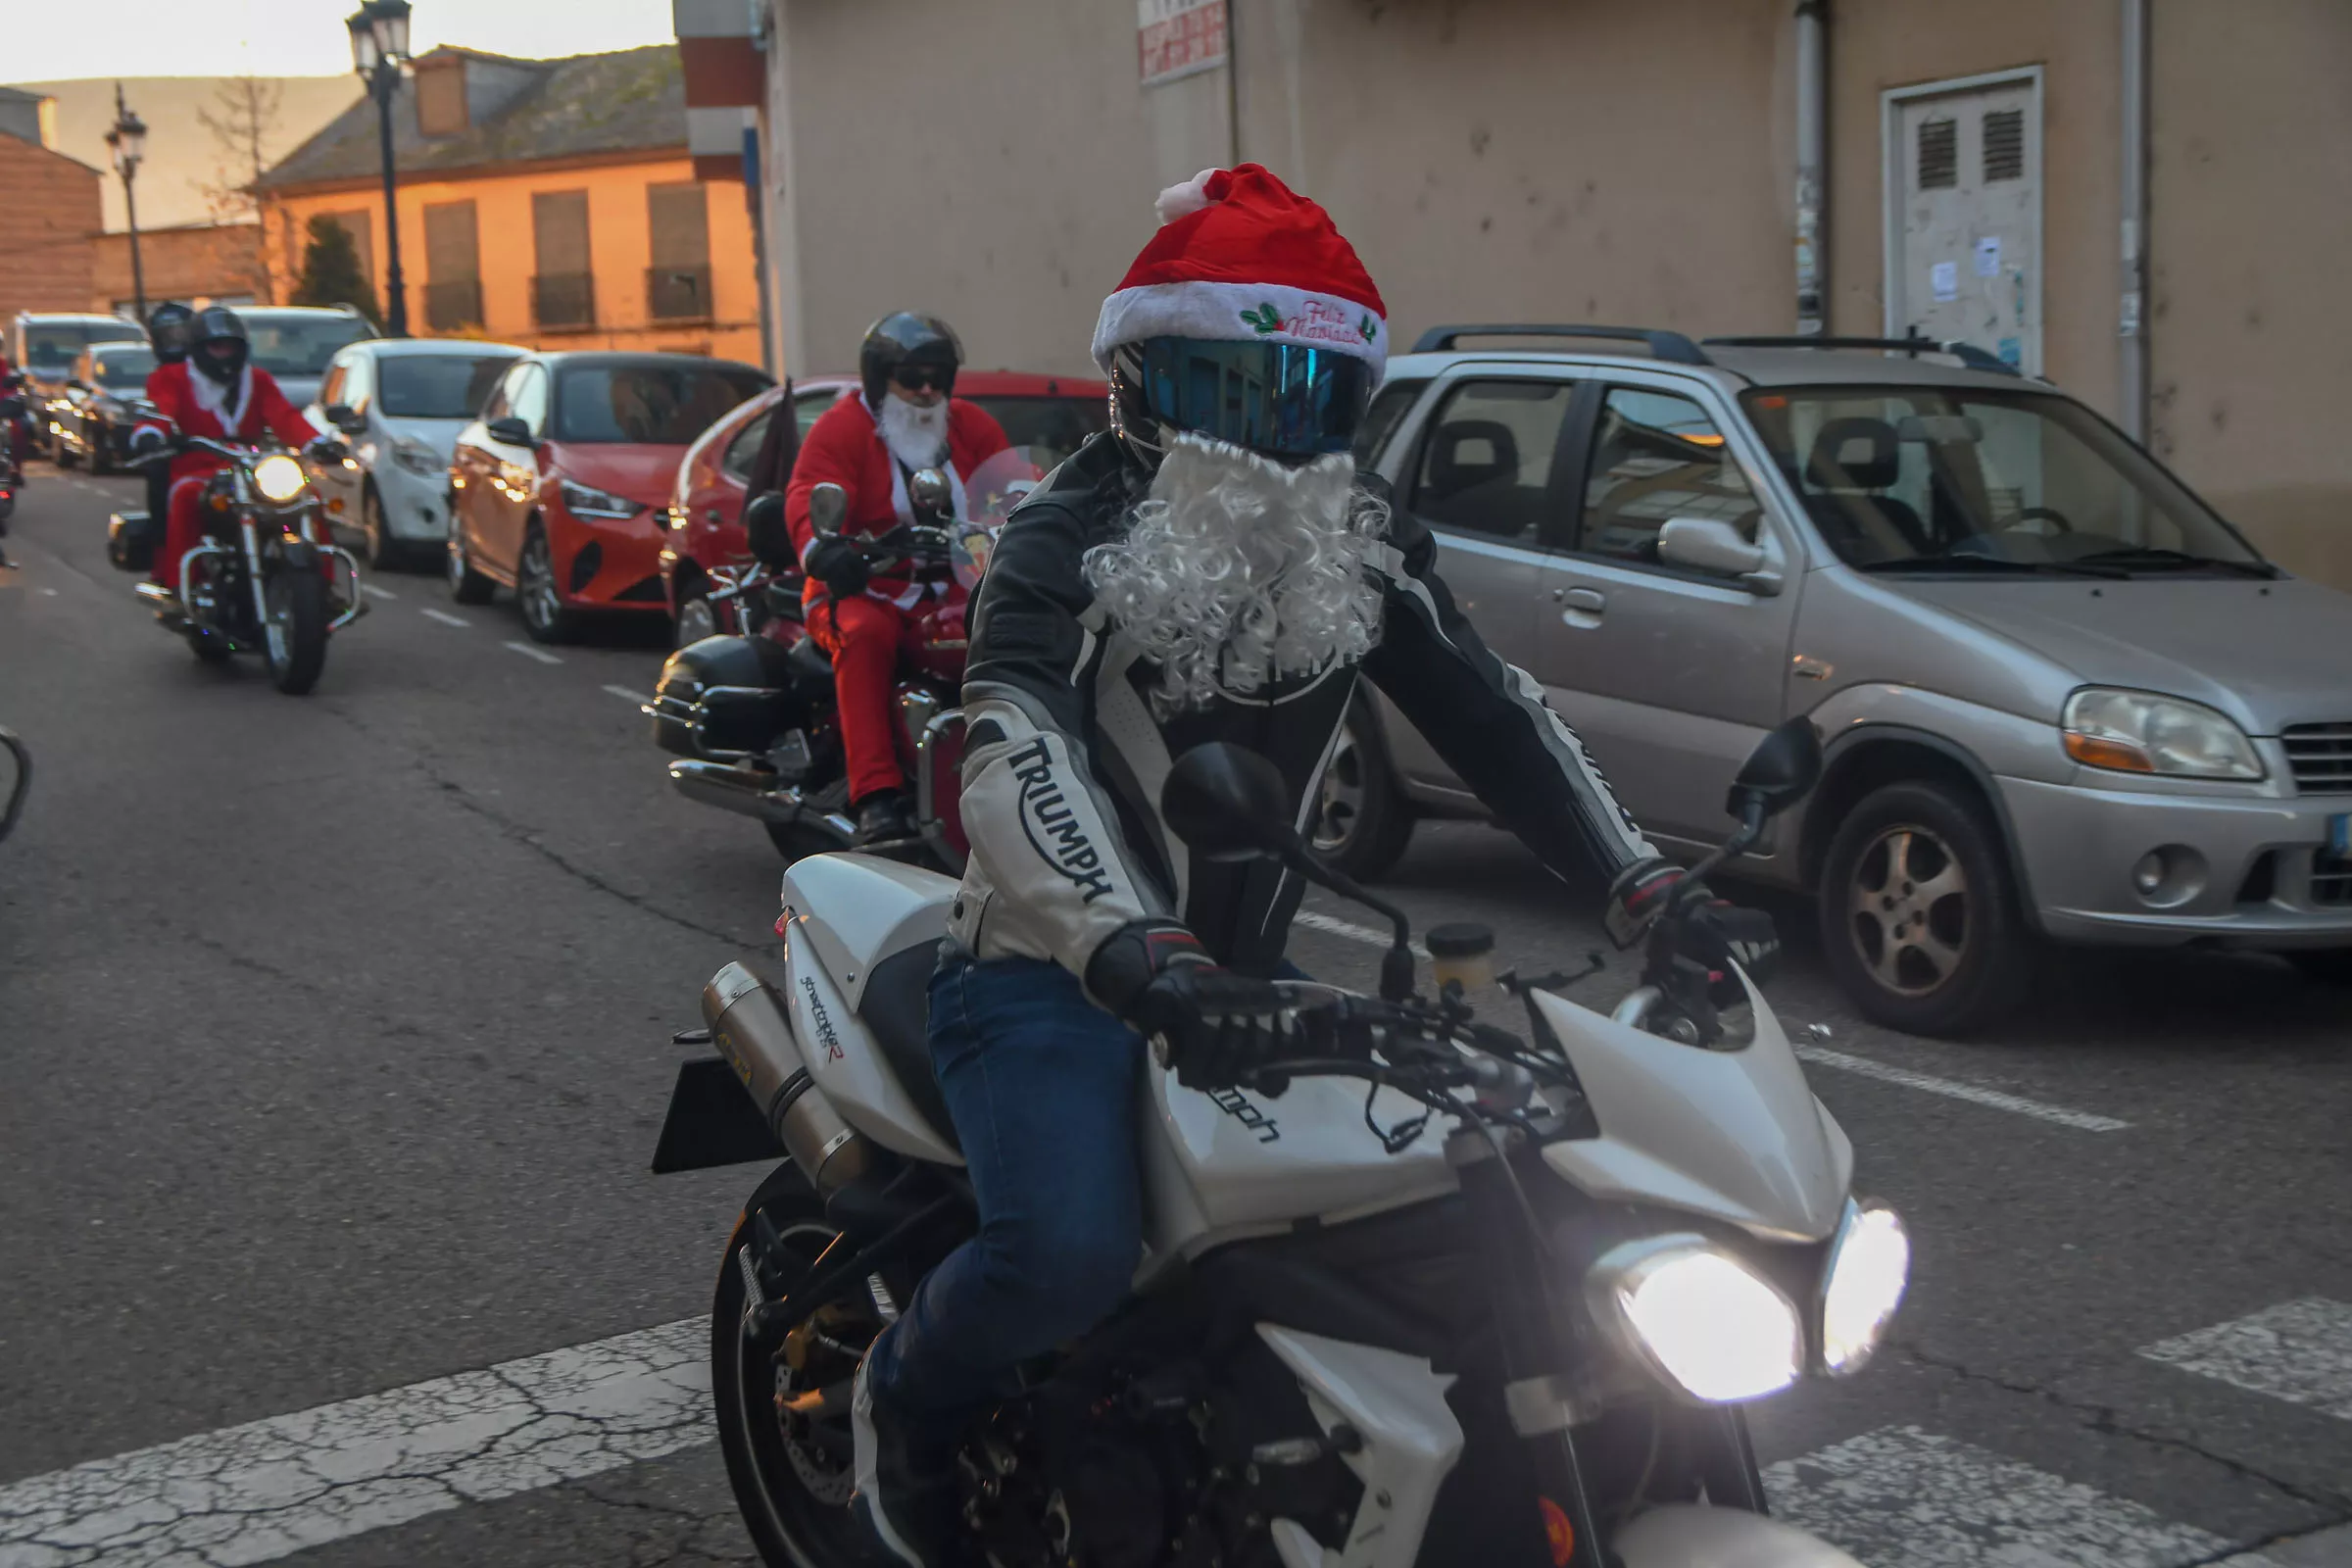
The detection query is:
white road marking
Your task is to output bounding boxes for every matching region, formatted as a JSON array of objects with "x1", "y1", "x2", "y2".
[
  {"x1": 419, "y1": 608, "x2": 469, "y2": 628},
  {"x1": 40, "y1": 588, "x2": 58, "y2": 597},
  {"x1": 1765, "y1": 1425, "x2": 2278, "y2": 1568},
  {"x1": 0, "y1": 1317, "x2": 709, "y2": 1567},
  {"x1": 1793, "y1": 1044, "x2": 2130, "y2": 1133},
  {"x1": 503, "y1": 640, "x2": 563, "y2": 665},
  {"x1": 2138, "y1": 1298, "x2": 2352, "y2": 1420},
  {"x1": 363, "y1": 582, "x2": 397, "y2": 600},
  {"x1": 605, "y1": 684, "x2": 654, "y2": 706},
  {"x1": 1292, "y1": 907, "x2": 1429, "y2": 958}
]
